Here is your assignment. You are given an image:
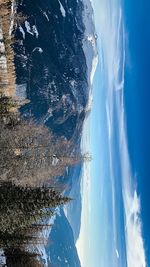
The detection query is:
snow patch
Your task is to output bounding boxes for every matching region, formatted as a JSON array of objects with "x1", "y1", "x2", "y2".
[
  {"x1": 24, "y1": 21, "x2": 39, "y2": 38},
  {"x1": 0, "y1": 250, "x2": 6, "y2": 266},
  {"x1": 52, "y1": 156, "x2": 60, "y2": 166},
  {"x1": 85, "y1": 92, "x2": 93, "y2": 112},
  {"x1": 9, "y1": 0, "x2": 15, "y2": 35},
  {"x1": 0, "y1": 41, "x2": 5, "y2": 54},
  {"x1": 0, "y1": 56, "x2": 7, "y2": 70},
  {"x1": 58, "y1": 0, "x2": 66, "y2": 17},
  {"x1": 19, "y1": 26, "x2": 25, "y2": 39},
  {"x1": 90, "y1": 54, "x2": 98, "y2": 85},
  {"x1": 87, "y1": 34, "x2": 97, "y2": 47},
  {"x1": 37, "y1": 214, "x2": 57, "y2": 266},
  {"x1": 43, "y1": 12, "x2": 49, "y2": 21},
  {"x1": 0, "y1": 29, "x2": 3, "y2": 40},
  {"x1": 32, "y1": 47, "x2": 43, "y2": 53},
  {"x1": 25, "y1": 21, "x2": 34, "y2": 35},
  {"x1": 32, "y1": 25, "x2": 39, "y2": 38}
]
